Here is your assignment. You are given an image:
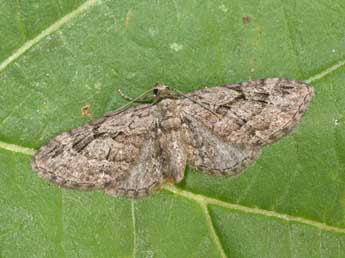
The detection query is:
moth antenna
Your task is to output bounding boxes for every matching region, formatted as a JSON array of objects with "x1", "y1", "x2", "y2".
[
  {"x1": 170, "y1": 87, "x2": 221, "y2": 119},
  {"x1": 118, "y1": 89, "x2": 155, "y2": 104},
  {"x1": 118, "y1": 89, "x2": 134, "y2": 101},
  {"x1": 112, "y1": 88, "x2": 154, "y2": 115}
]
